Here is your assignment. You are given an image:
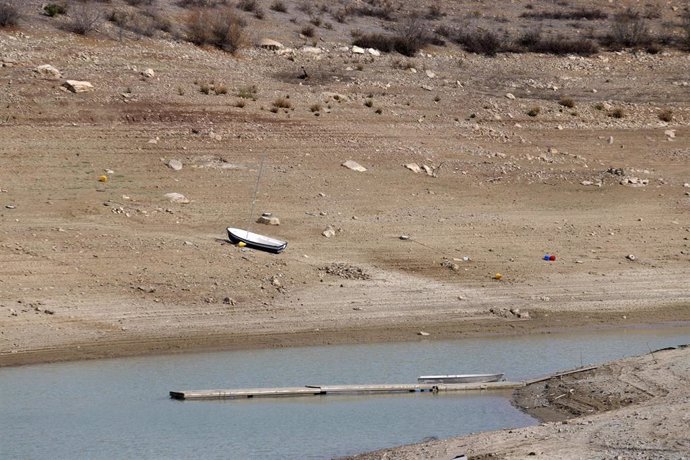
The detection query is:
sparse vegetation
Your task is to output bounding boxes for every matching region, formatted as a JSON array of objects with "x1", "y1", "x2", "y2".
[
  {"x1": 43, "y1": 3, "x2": 67, "y2": 17},
  {"x1": 185, "y1": 7, "x2": 247, "y2": 53},
  {"x1": 527, "y1": 107, "x2": 541, "y2": 117},
  {"x1": 426, "y1": 2, "x2": 444, "y2": 20},
  {"x1": 602, "y1": 8, "x2": 651, "y2": 49},
  {"x1": 351, "y1": 17, "x2": 431, "y2": 57},
  {"x1": 354, "y1": 0, "x2": 395, "y2": 21},
  {"x1": 273, "y1": 97, "x2": 292, "y2": 109},
  {"x1": 364, "y1": 99, "x2": 373, "y2": 108},
  {"x1": 520, "y1": 8, "x2": 607, "y2": 21},
  {"x1": 214, "y1": 84, "x2": 228, "y2": 95},
  {"x1": 310, "y1": 103, "x2": 321, "y2": 113},
  {"x1": 66, "y1": 3, "x2": 103, "y2": 35},
  {"x1": 559, "y1": 97, "x2": 575, "y2": 108},
  {"x1": 658, "y1": 109, "x2": 673, "y2": 122},
  {"x1": 234, "y1": 100, "x2": 246, "y2": 108},
  {"x1": 301, "y1": 25, "x2": 315, "y2": 37},
  {"x1": 237, "y1": 85, "x2": 258, "y2": 99},
  {"x1": 237, "y1": 0, "x2": 258, "y2": 13},
  {"x1": 609, "y1": 108, "x2": 625, "y2": 119},
  {"x1": 270, "y1": 0, "x2": 287, "y2": 13},
  {"x1": 453, "y1": 29, "x2": 503, "y2": 57},
  {"x1": 199, "y1": 83, "x2": 211, "y2": 94},
  {"x1": 0, "y1": 2, "x2": 20, "y2": 27}
]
